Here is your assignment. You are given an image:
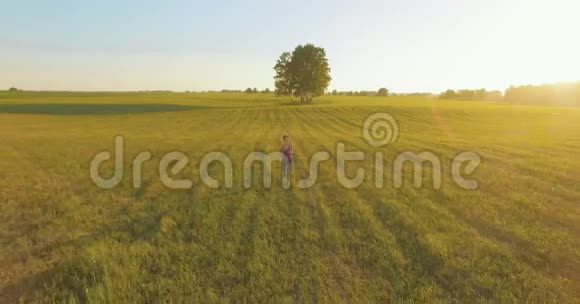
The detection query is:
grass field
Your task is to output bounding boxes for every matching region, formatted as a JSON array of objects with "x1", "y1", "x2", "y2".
[{"x1": 0, "y1": 91, "x2": 579, "y2": 302}]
